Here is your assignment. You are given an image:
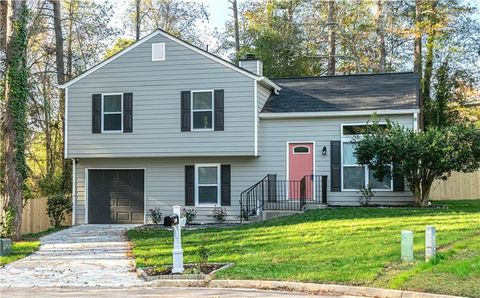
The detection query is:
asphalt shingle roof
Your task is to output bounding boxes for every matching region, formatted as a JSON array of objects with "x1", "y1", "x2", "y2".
[{"x1": 261, "y1": 72, "x2": 420, "y2": 113}]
